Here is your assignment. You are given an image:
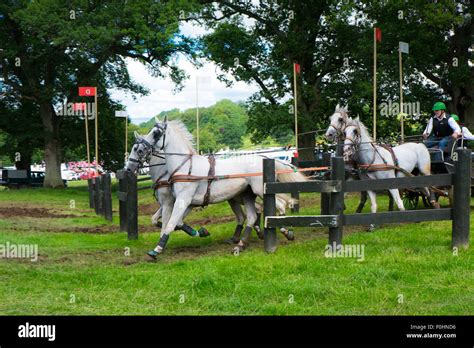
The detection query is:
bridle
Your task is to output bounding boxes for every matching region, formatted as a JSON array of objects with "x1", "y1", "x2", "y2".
[
  {"x1": 129, "y1": 123, "x2": 168, "y2": 170},
  {"x1": 342, "y1": 125, "x2": 361, "y2": 161},
  {"x1": 327, "y1": 114, "x2": 348, "y2": 142}
]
